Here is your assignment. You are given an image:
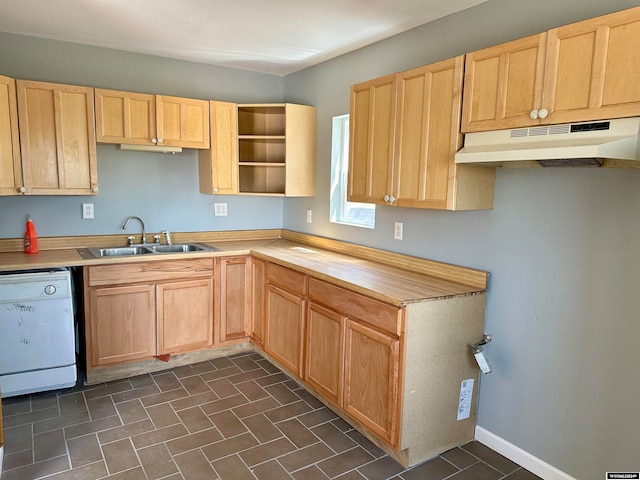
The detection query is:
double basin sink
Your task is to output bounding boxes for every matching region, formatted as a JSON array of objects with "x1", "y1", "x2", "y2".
[{"x1": 85, "y1": 243, "x2": 220, "y2": 258}]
